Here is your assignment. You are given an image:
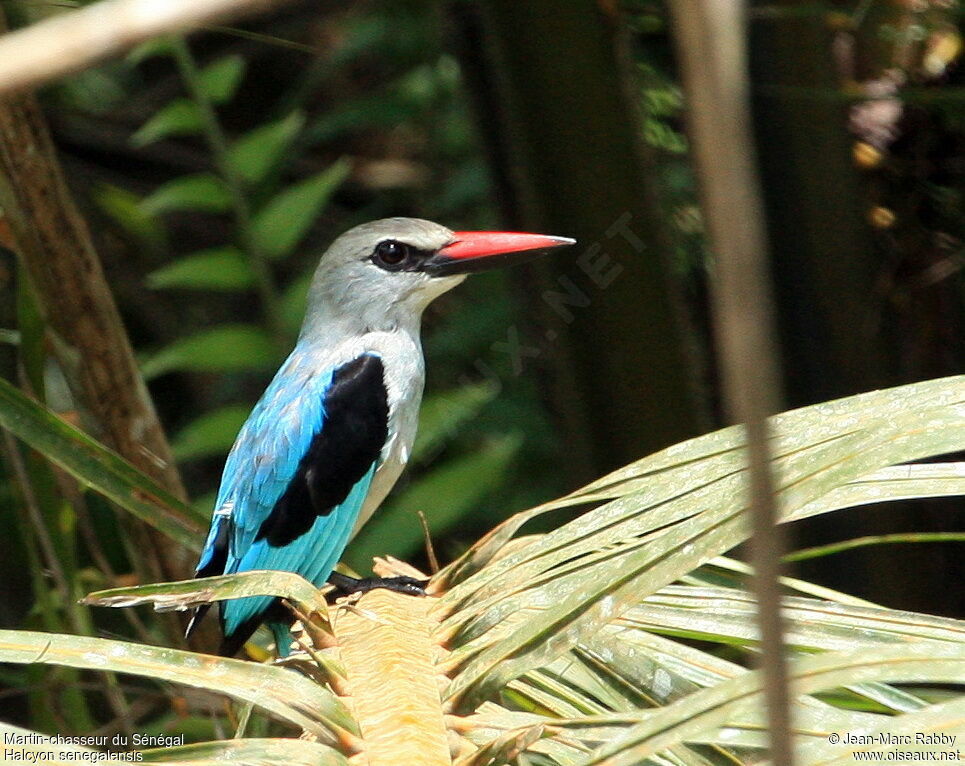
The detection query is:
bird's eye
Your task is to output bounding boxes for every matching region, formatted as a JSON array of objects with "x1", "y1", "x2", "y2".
[{"x1": 372, "y1": 240, "x2": 411, "y2": 269}]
